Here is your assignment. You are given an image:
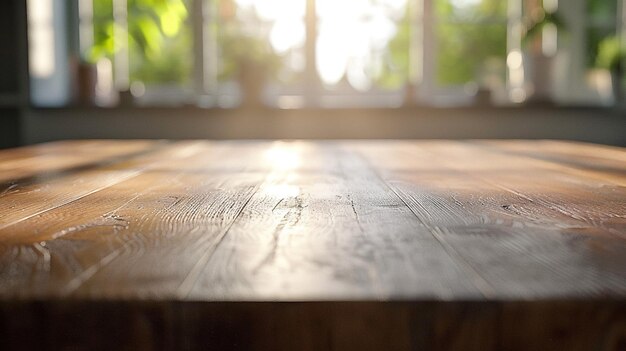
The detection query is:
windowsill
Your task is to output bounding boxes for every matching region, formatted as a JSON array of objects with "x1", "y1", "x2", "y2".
[
  {"x1": 22, "y1": 101, "x2": 626, "y2": 147},
  {"x1": 26, "y1": 101, "x2": 625, "y2": 112}
]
